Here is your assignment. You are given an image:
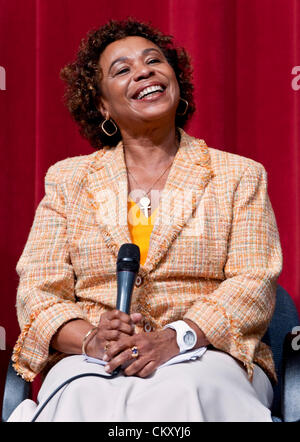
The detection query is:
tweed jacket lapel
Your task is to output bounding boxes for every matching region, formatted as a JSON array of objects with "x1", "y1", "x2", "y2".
[
  {"x1": 86, "y1": 129, "x2": 213, "y2": 276},
  {"x1": 86, "y1": 141, "x2": 131, "y2": 259},
  {"x1": 144, "y1": 130, "x2": 213, "y2": 275}
]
